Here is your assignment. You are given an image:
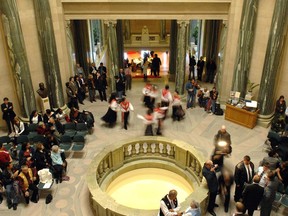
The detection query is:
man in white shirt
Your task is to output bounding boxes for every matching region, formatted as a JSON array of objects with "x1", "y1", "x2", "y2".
[
  {"x1": 159, "y1": 189, "x2": 182, "y2": 216},
  {"x1": 257, "y1": 162, "x2": 270, "y2": 187}
]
